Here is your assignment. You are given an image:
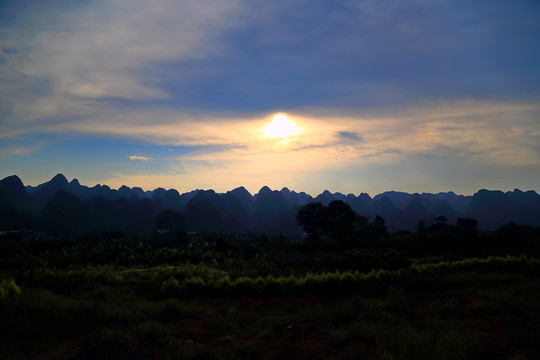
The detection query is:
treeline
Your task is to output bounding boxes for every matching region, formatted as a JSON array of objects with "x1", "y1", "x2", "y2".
[{"x1": 295, "y1": 200, "x2": 540, "y2": 258}]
